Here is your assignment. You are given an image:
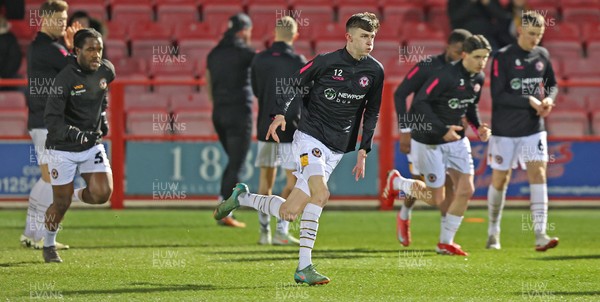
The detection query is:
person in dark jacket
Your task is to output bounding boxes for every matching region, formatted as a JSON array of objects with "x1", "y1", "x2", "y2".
[
  {"x1": 0, "y1": 16, "x2": 22, "y2": 90},
  {"x1": 251, "y1": 16, "x2": 305, "y2": 246},
  {"x1": 21, "y1": 0, "x2": 82, "y2": 252},
  {"x1": 206, "y1": 13, "x2": 255, "y2": 228},
  {"x1": 42, "y1": 29, "x2": 114, "y2": 263},
  {"x1": 215, "y1": 12, "x2": 384, "y2": 285}
]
